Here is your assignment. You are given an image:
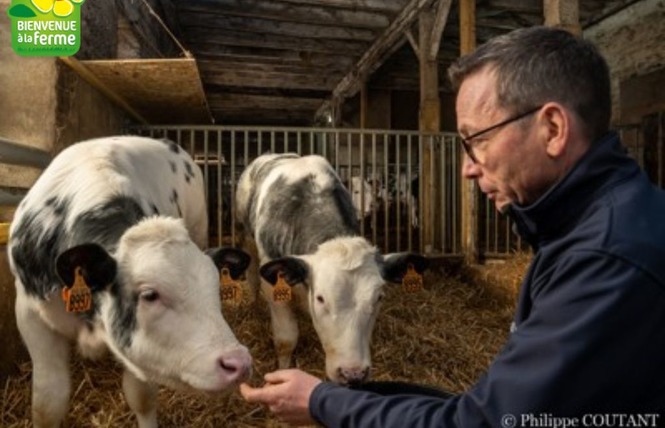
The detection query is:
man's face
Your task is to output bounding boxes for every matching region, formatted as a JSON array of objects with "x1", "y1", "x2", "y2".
[{"x1": 456, "y1": 68, "x2": 548, "y2": 213}]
